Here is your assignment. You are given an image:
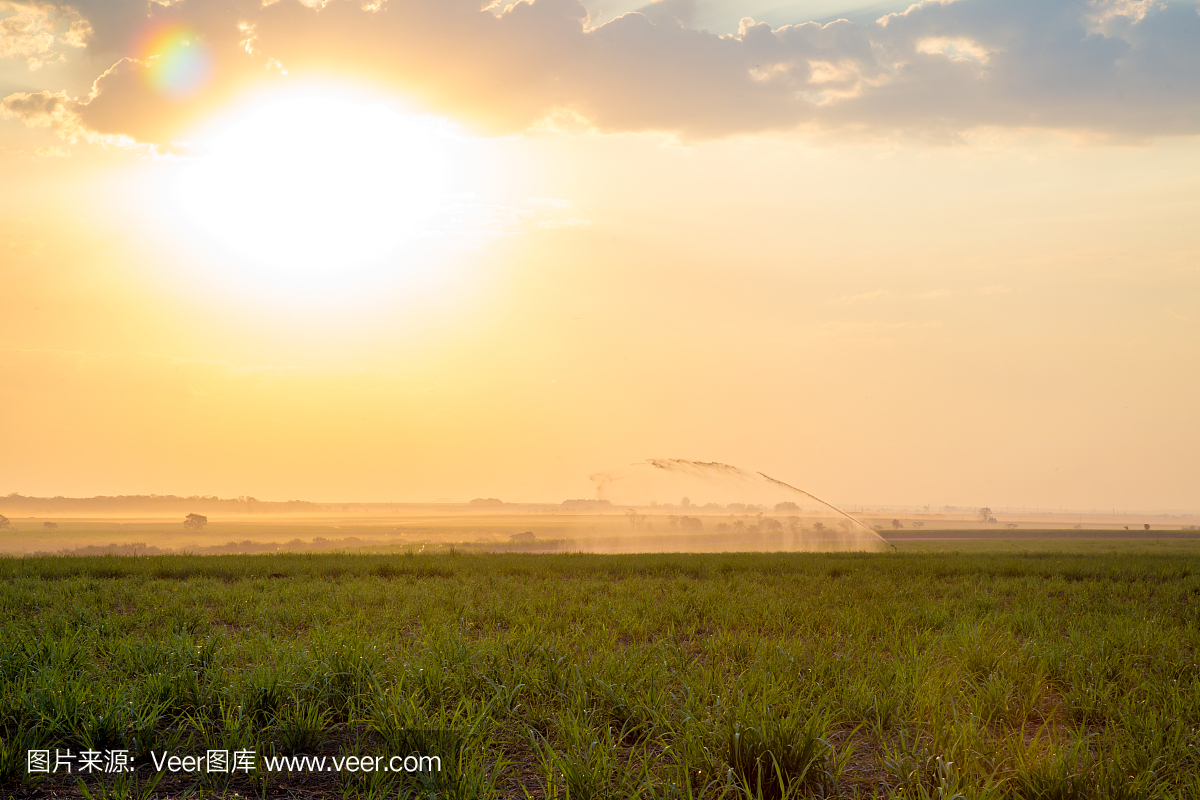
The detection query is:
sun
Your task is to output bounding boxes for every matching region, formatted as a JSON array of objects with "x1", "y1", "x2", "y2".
[{"x1": 174, "y1": 89, "x2": 460, "y2": 276}]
